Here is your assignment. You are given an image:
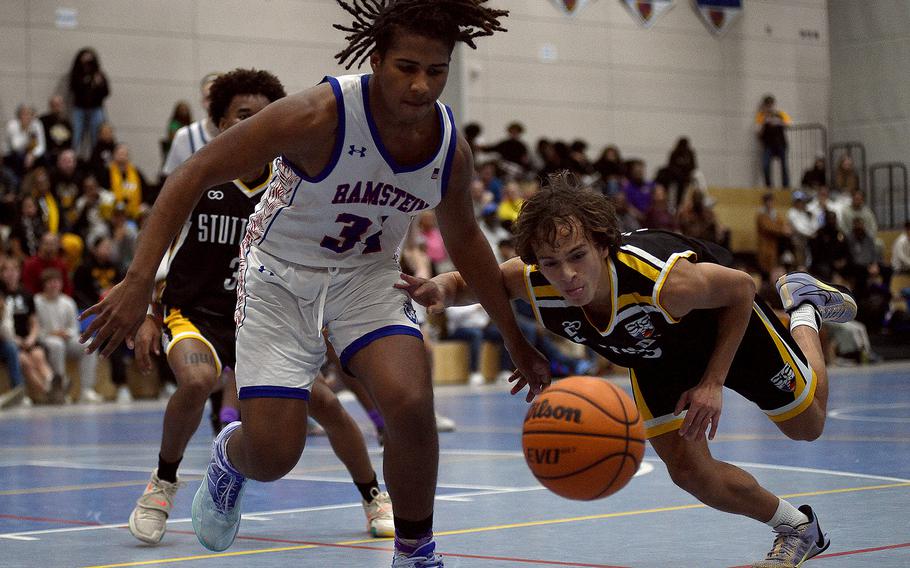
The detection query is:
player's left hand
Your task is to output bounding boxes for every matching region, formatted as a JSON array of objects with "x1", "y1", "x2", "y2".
[
  {"x1": 505, "y1": 341, "x2": 551, "y2": 403},
  {"x1": 674, "y1": 381, "x2": 723, "y2": 441}
]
